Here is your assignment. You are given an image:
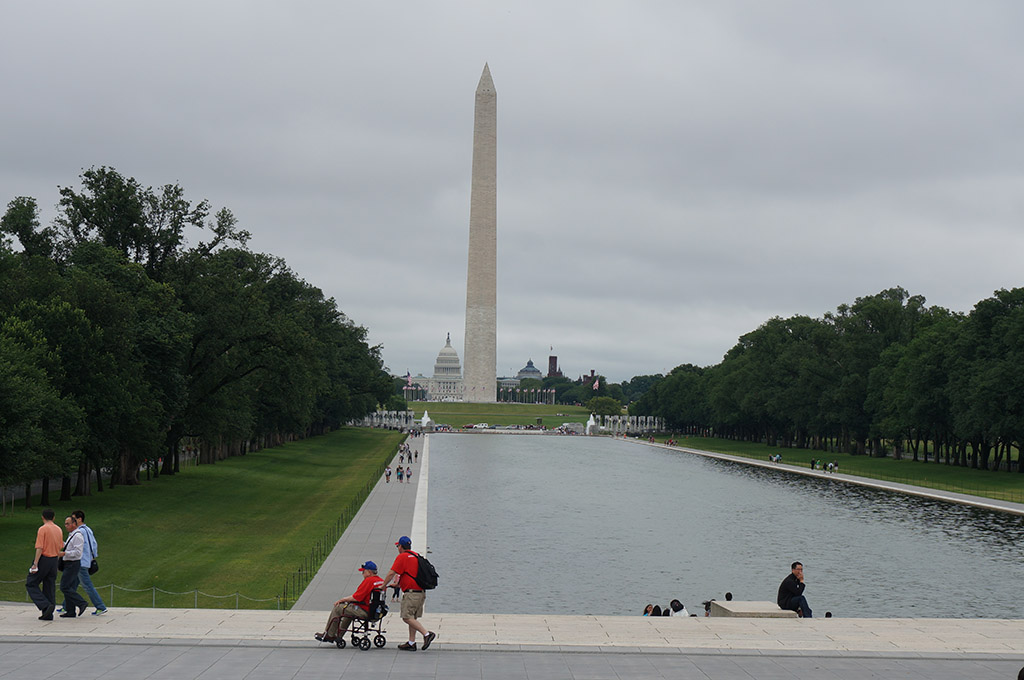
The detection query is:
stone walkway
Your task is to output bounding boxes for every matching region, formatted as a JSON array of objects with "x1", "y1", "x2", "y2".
[{"x1": 293, "y1": 435, "x2": 427, "y2": 609}]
